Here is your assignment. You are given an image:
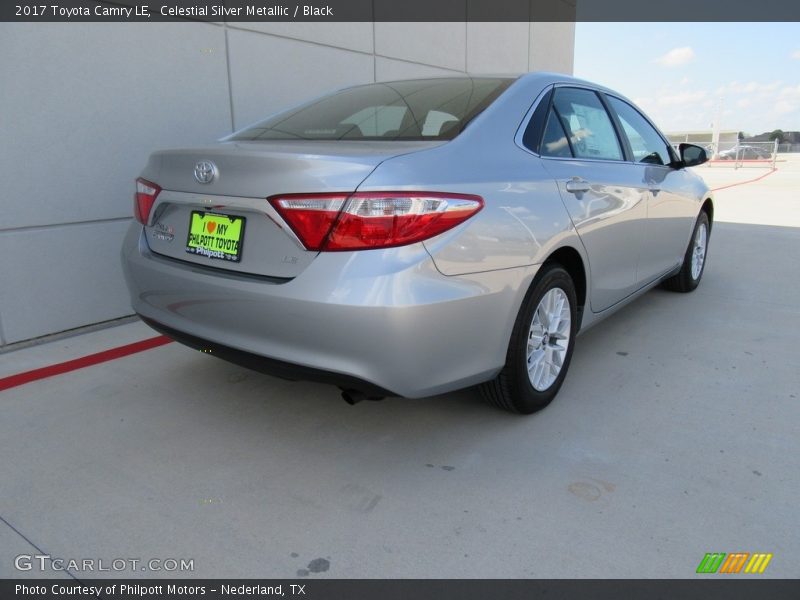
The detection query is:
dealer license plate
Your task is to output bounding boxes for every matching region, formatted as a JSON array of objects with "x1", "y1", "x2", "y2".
[{"x1": 186, "y1": 211, "x2": 245, "y2": 262}]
